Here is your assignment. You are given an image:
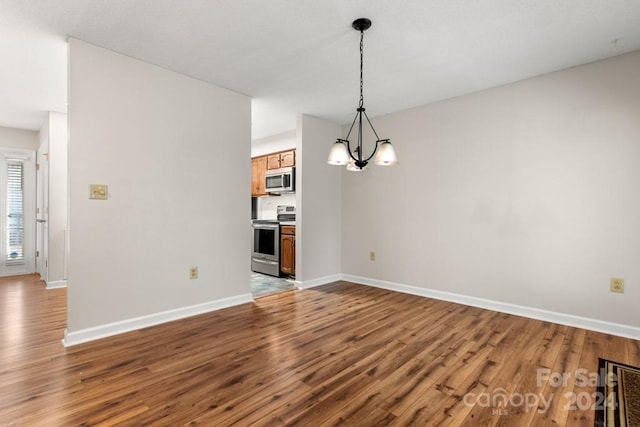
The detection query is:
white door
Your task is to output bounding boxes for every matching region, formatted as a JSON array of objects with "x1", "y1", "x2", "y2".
[
  {"x1": 35, "y1": 147, "x2": 48, "y2": 281},
  {"x1": 0, "y1": 149, "x2": 36, "y2": 276}
]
